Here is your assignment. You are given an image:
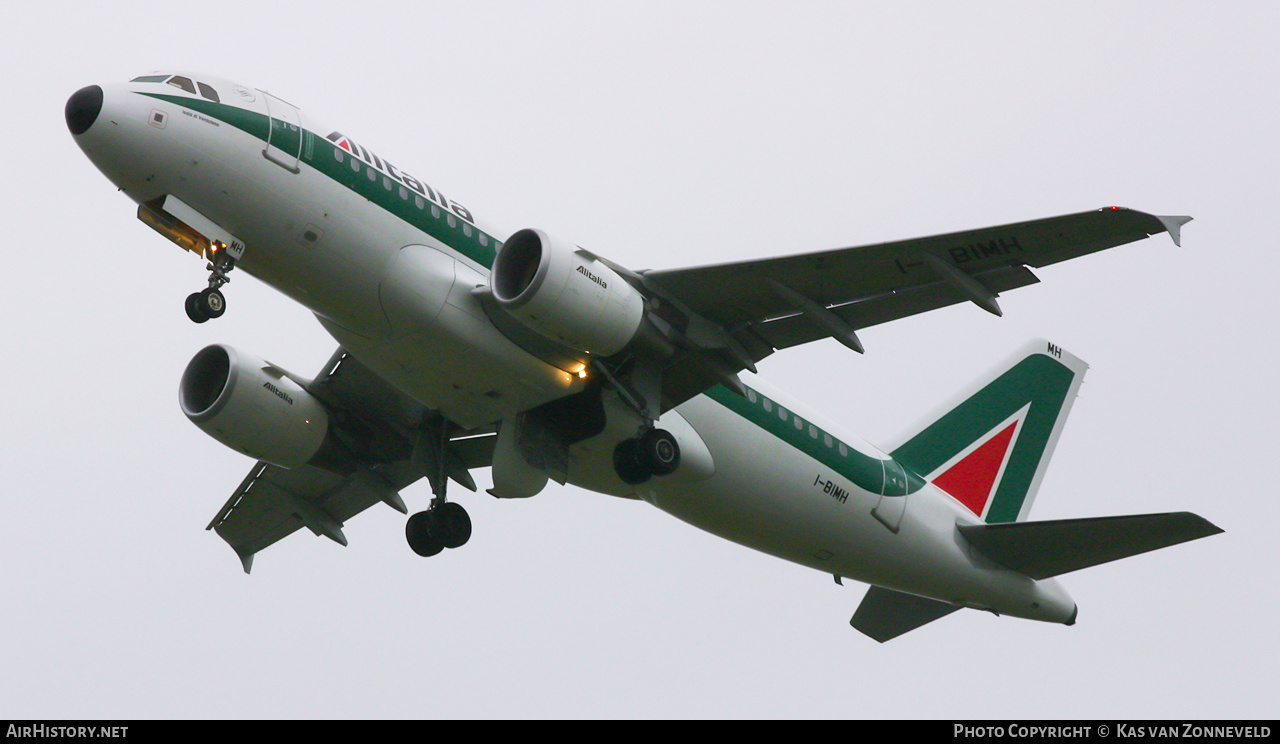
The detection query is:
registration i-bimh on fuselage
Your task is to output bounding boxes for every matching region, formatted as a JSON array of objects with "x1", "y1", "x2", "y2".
[{"x1": 66, "y1": 72, "x2": 1220, "y2": 642}]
